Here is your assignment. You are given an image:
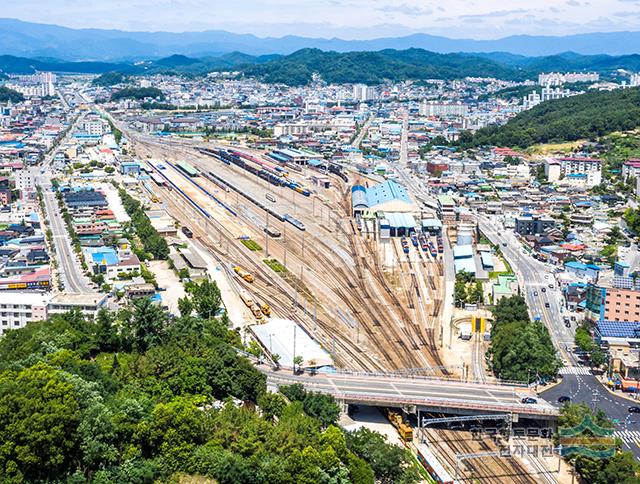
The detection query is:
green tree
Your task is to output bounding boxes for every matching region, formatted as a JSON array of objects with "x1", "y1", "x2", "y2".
[
  {"x1": 258, "y1": 392, "x2": 288, "y2": 421},
  {"x1": 189, "y1": 279, "x2": 222, "y2": 319},
  {"x1": 346, "y1": 427, "x2": 421, "y2": 483},
  {"x1": 94, "y1": 308, "x2": 120, "y2": 352},
  {"x1": 122, "y1": 297, "x2": 167, "y2": 351},
  {"x1": 177, "y1": 296, "x2": 194, "y2": 318},
  {"x1": 0, "y1": 363, "x2": 80, "y2": 481}
]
